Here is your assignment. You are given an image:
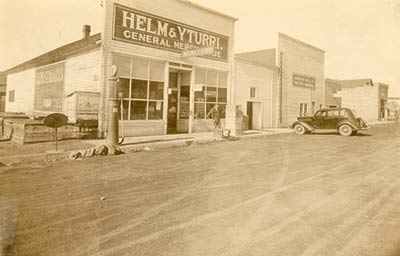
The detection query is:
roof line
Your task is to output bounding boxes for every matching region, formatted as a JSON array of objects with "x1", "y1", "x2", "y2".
[
  {"x1": 279, "y1": 33, "x2": 325, "y2": 53},
  {"x1": 234, "y1": 56, "x2": 278, "y2": 70},
  {"x1": 6, "y1": 33, "x2": 101, "y2": 74},
  {"x1": 235, "y1": 48, "x2": 276, "y2": 56},
  {"x1": 177, "y1": 0, "x2": 238, "y2": 21}
]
